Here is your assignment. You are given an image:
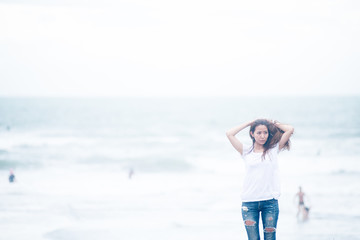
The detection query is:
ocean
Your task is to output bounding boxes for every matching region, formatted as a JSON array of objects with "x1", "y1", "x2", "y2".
[{"x1": 0, "y1": 96, "x2": 359, "y2": 240}]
